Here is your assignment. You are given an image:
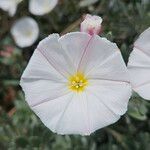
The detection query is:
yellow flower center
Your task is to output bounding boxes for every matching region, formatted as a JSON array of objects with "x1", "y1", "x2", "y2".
[{"x1": 68, "y1": 72, "x2": 88, "y2": 92}]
